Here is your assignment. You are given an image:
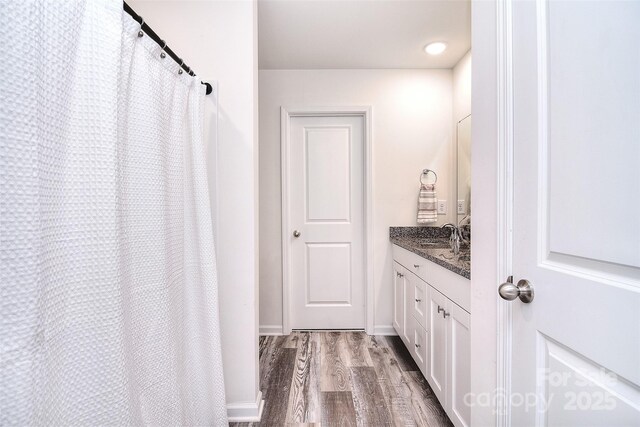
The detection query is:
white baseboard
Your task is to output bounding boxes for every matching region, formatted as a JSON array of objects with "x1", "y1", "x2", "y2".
[
  {"x1": 259, "y1": 325, "x2": 284, "y2": 336},
  {"x1": 226, "y1": 391, "x2": 264, "y2": 422},
  {"x1": 374, "y1": 325, "x2": 398, "y2": 336},
  {"x1": 260, "y1": 324, "x2": 396, "y2": 336}
]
